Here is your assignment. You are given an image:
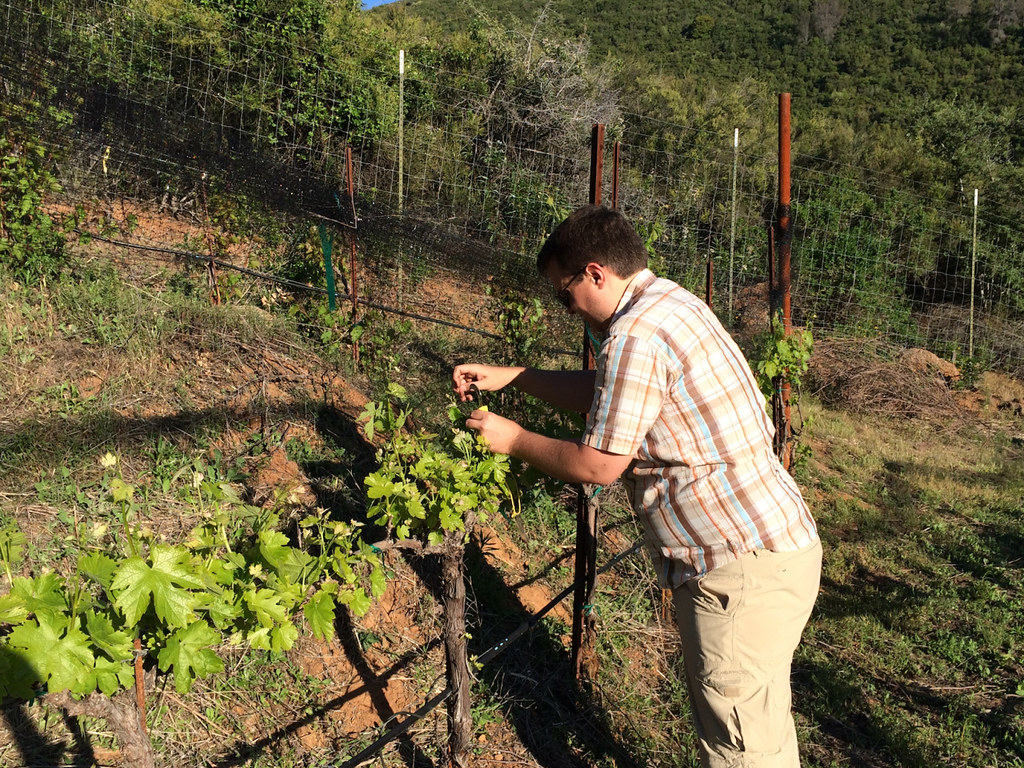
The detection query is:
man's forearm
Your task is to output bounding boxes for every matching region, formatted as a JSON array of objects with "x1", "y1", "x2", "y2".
[
  {"x1": 507, "y1": 429, "x2": 631, "y2": 486},
  {"x1": 510, "y1": 368, "x2": 596, "y2": 413}
]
